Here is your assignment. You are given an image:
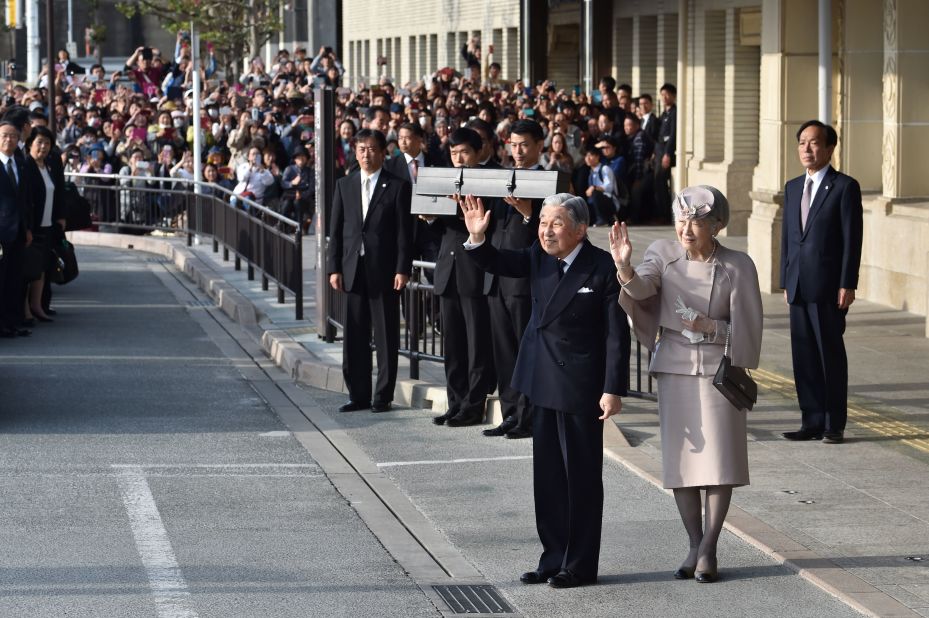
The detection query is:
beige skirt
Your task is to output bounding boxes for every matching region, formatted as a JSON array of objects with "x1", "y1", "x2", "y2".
[{"x1": 655, "y1": 372, "x2": 749, "y2": 489}]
